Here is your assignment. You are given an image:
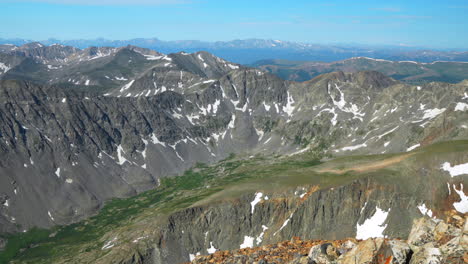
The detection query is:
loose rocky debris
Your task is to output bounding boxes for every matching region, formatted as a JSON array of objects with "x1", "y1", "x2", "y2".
[{"x1": 187, "y1": 215, "x2": 467, "y2": 264}]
